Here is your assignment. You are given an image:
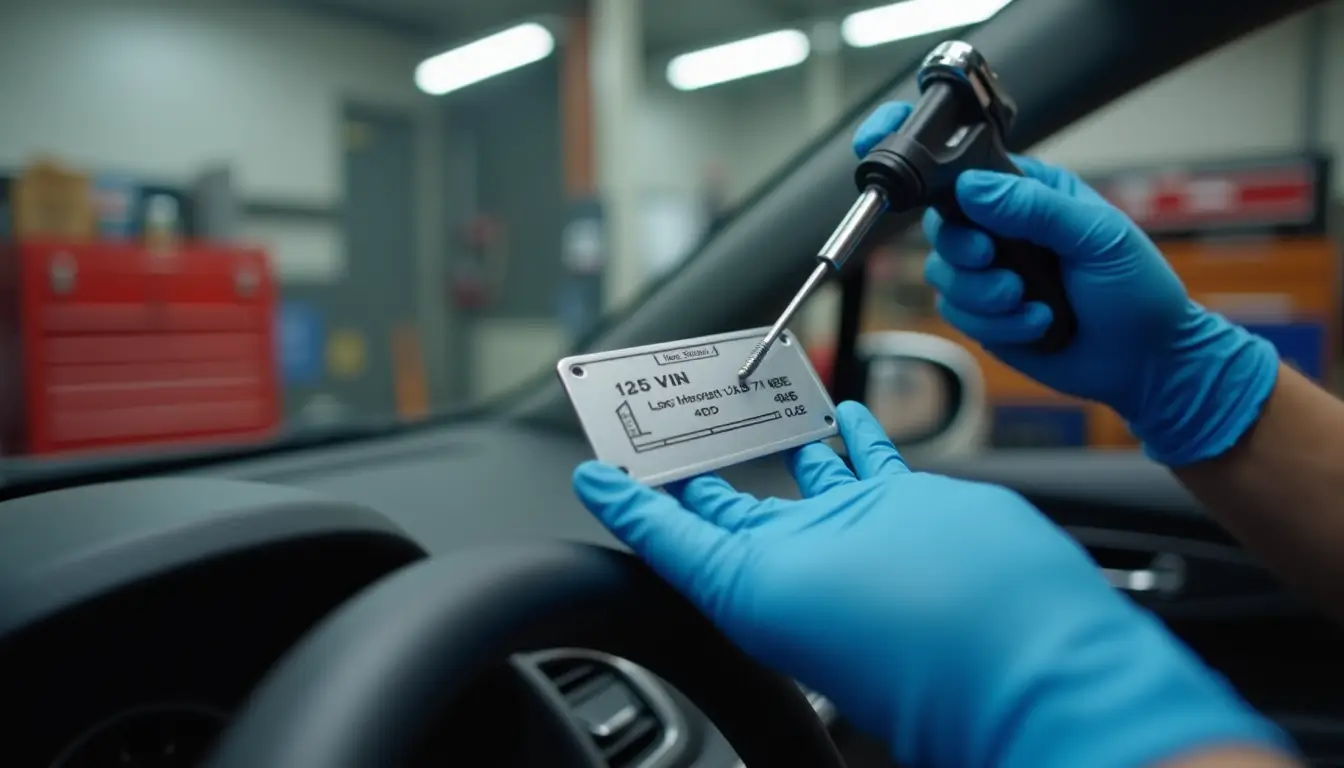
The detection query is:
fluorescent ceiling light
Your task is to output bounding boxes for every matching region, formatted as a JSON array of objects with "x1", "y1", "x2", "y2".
[
  {"x1": 667, "y1": 30, "x2": 810, "y2": 91},
  {"x1": 415, "y1": 22, "x2": 555, "y2": 96},
  {"x1": 841, "y1": 0, "x2": 1014, "y2": 48}
]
